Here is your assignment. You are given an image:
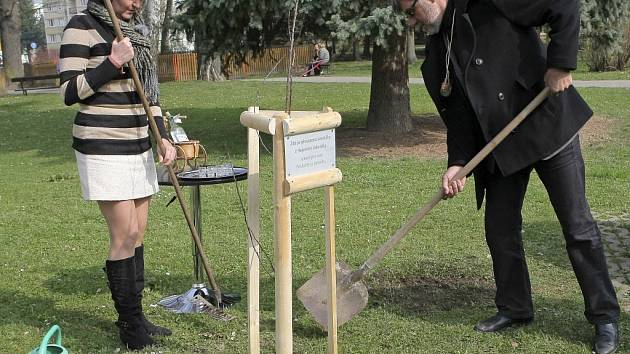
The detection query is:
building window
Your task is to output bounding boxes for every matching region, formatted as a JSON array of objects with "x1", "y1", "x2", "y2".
[
  {"x1": 47, "y1": 19, "x2": 54, "y2": 26},
  {"x1": 47, "y1": 34, "x2": 61, "y2": 44}
]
